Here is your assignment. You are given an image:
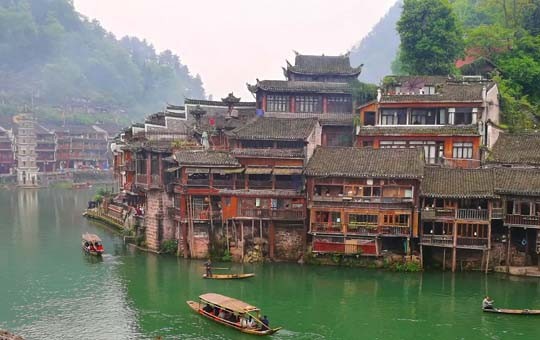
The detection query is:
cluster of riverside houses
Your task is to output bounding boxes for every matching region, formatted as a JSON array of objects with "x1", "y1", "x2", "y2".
[
  {"x1": 111, "y1": 52, "x2": 540, "y2": 271},
  {"x1": 0, "y1": 115, "x2": 111, "y2": 186}
]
